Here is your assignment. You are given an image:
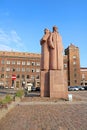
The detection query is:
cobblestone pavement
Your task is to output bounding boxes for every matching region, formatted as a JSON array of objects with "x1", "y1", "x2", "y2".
[{"x1": 0, "y1": 91, "x2": 87, "y2": 130}]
